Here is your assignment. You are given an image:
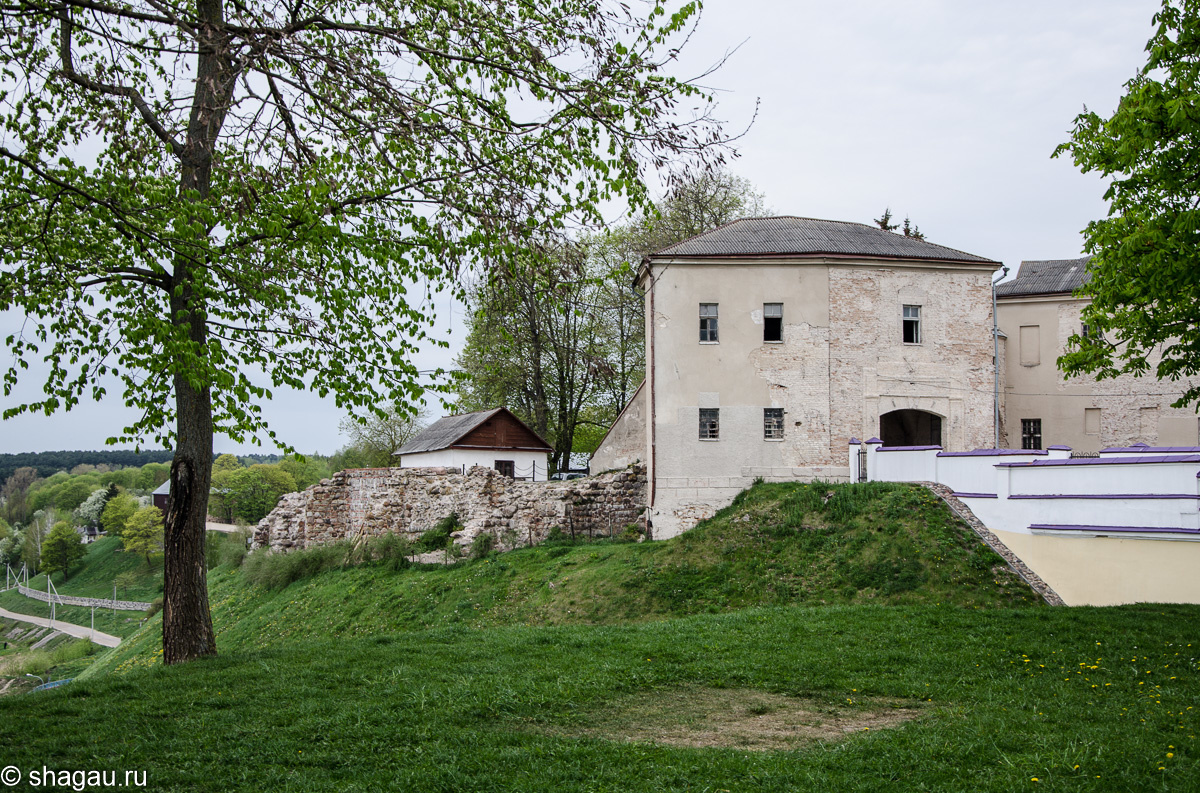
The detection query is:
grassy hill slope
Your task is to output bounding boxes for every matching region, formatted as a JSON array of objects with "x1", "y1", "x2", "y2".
[
  {"x1": 4, "y1": 481, "x2": 1196, "y2": 790},
  {"x1": 22, "y1": 535, "x2": 164, "y2": 602},
  {"x1": 90, "y1": 481, "x2": 1042, "y2": 675},
  {"x1": 7, "y1": 604, "x2": 1199, "y2": 791}
]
